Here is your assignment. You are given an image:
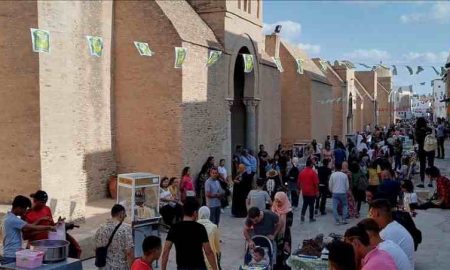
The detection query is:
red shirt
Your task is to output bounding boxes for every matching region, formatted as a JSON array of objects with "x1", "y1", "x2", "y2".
[
  {"x1": 436, "y1": 176, "x2": 450, "y2": 208},
  {"x1": 24, "y1": 206, "x2": 54, "y2": 241},
  {"x1": 298, "y1": 167, "x2": 319, "y2": 197},
  {"x1": 131, "y1": 259, "x2": 152, "y2": 270}
]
